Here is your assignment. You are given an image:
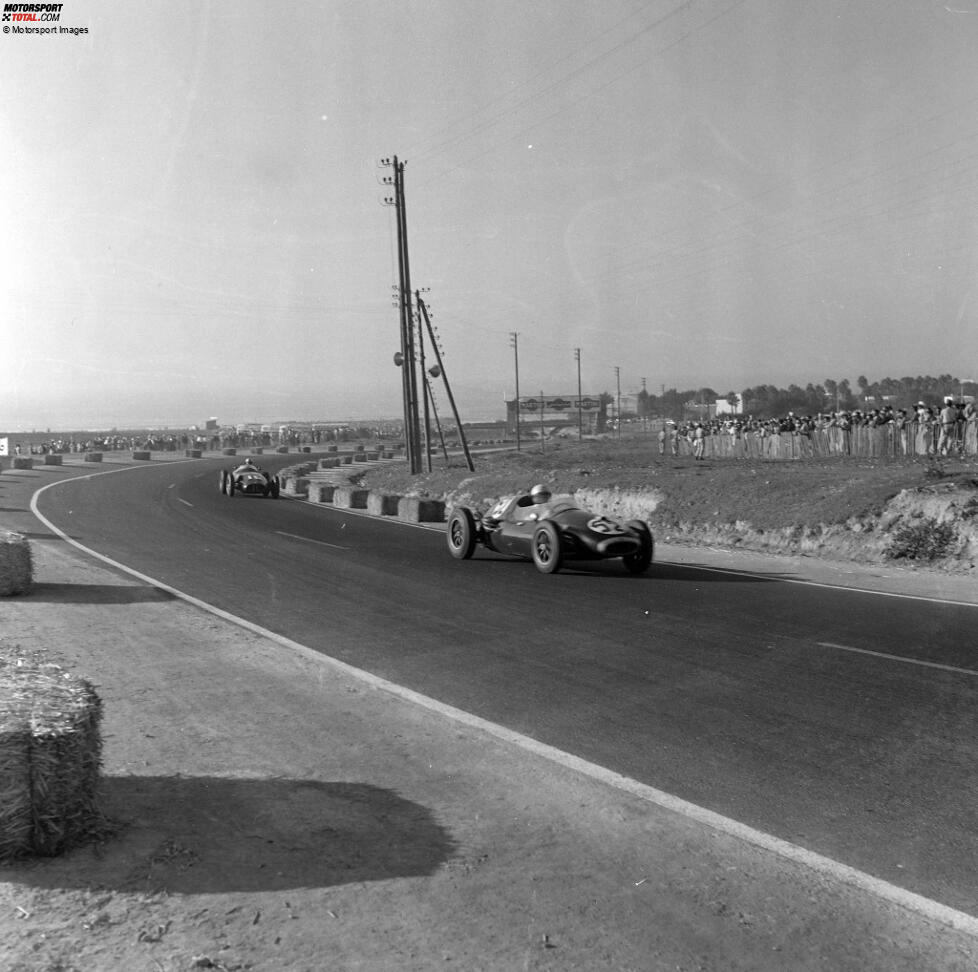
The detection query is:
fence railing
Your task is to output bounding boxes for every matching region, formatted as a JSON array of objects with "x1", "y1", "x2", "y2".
[{"x1": 670, "y1": 420, "x2": 978, "y2": 460}]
